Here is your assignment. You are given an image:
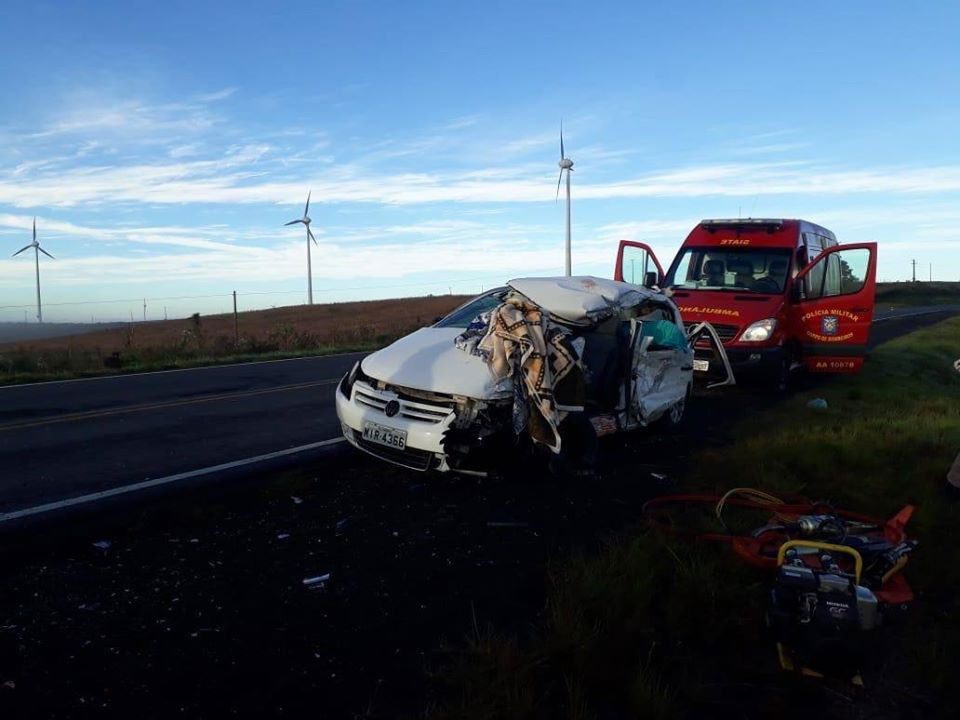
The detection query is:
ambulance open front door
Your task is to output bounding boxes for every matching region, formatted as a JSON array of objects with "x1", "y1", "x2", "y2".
[
  {"x1": 791, "y1": 243, "x2": 877, "y2": 373},
  {"x1": 615, "y1": 241, "x2": 665, "y2": 287}
]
